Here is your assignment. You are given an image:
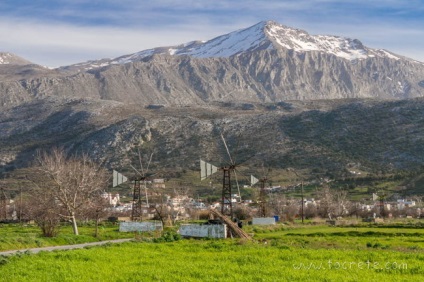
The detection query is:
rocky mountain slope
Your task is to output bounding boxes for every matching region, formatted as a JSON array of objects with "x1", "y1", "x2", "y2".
[
  {"x1": 1, "y1": 97, "x2": 424, "y2": 178},
  {"x1": 1, "y1": 21, "x2": 424, "y2": 189},
  {"x1": 1, "y1": 21, "x2": 424, "y2": 108}
]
